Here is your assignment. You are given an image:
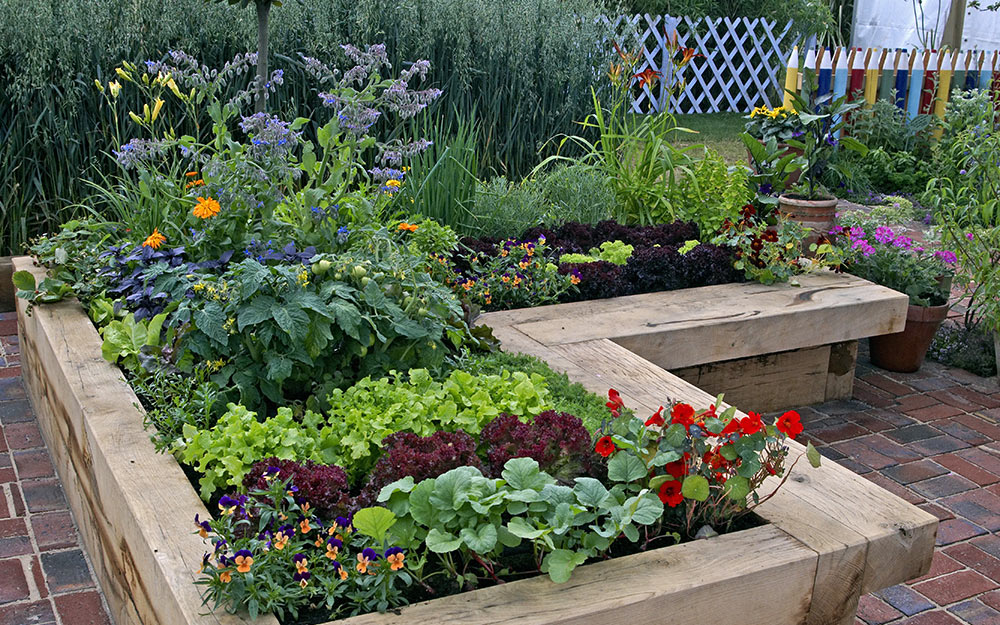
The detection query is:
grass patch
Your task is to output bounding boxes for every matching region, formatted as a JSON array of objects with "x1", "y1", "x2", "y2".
[{"x1": 672, "y1": 113, "x2": 746, "y2": 165}]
